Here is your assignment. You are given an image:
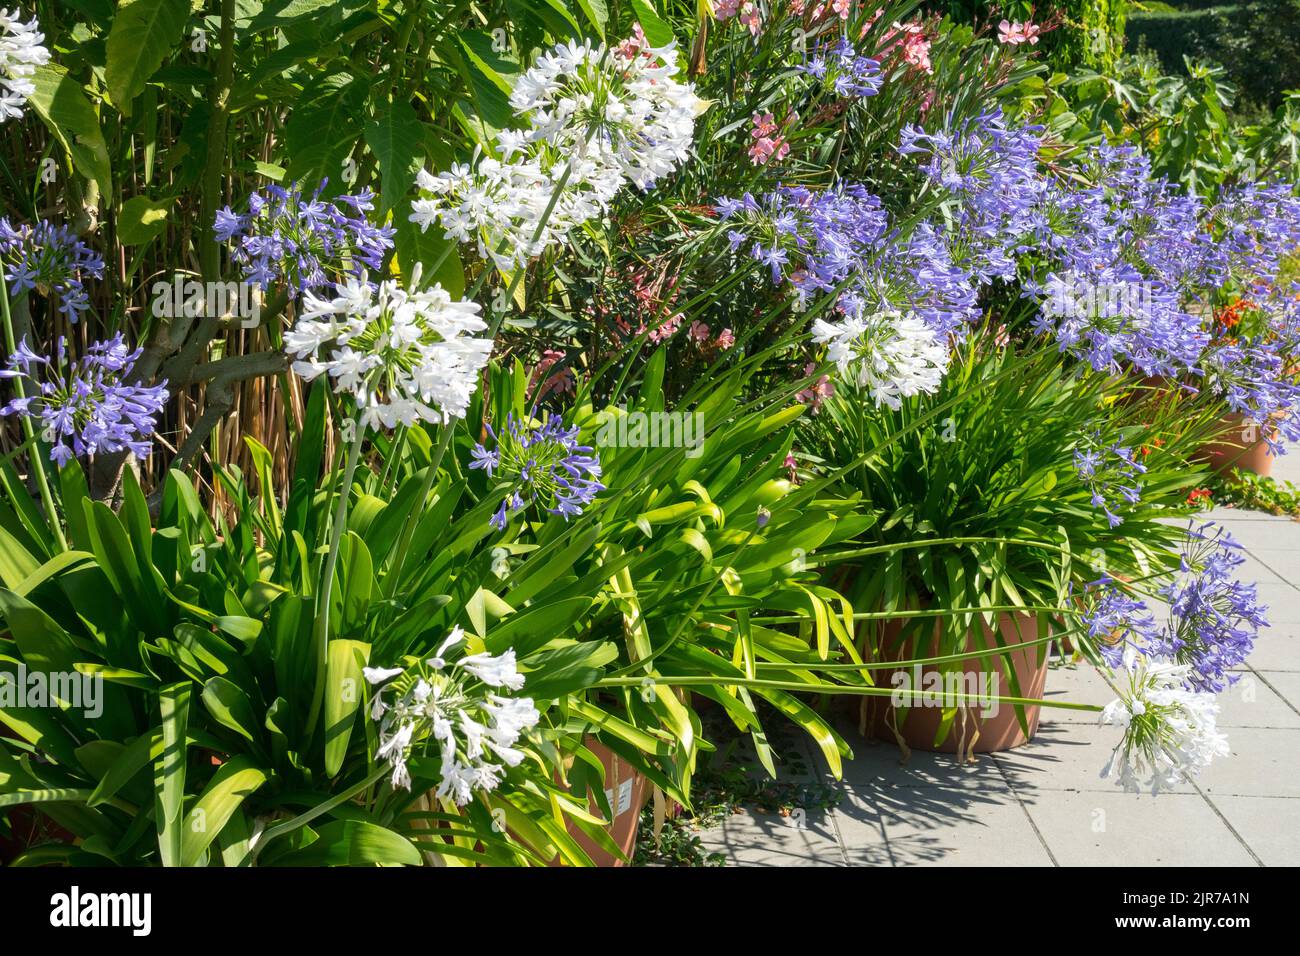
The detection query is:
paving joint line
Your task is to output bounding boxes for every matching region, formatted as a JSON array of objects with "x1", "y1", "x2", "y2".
[
  {"x1": 1191, "y1": 780, "x2": 1265, "y2": 867},
  {"x1": 991, "y1": 753, "x2": 1060, "y2": 867}
]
